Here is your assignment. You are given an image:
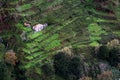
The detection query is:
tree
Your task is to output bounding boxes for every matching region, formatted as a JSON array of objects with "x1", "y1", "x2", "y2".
[
  {"x1": 108, "y1": 48, "x2": 120, "y2": 66},
  {"x1": 69, "y1": 56, "x2": 83, "y2": 80},
  {"x1": 53, "y1": 52, "x2": 70, "y2": 79},
  {"x1": 0, "y1": 61, "x2": 12, "y2": 80},
  {"x1": 97, "y1": 45, "x2": 109, "y2": 60}
]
